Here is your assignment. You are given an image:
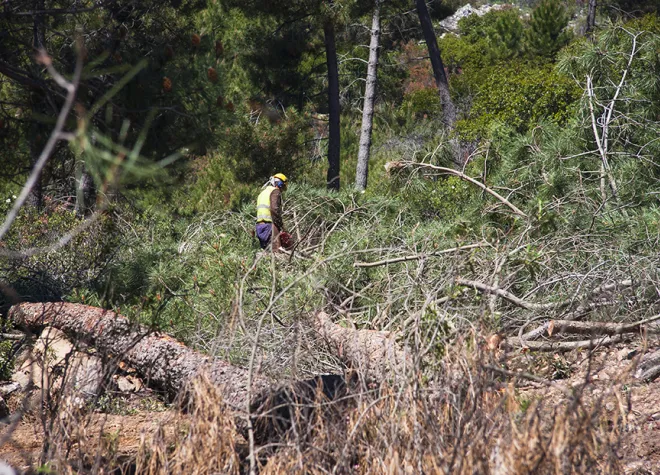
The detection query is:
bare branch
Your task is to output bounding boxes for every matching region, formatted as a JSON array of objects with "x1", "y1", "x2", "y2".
[{"x1": 354, "y1": 243, "x2": 485, "y2": 268}]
